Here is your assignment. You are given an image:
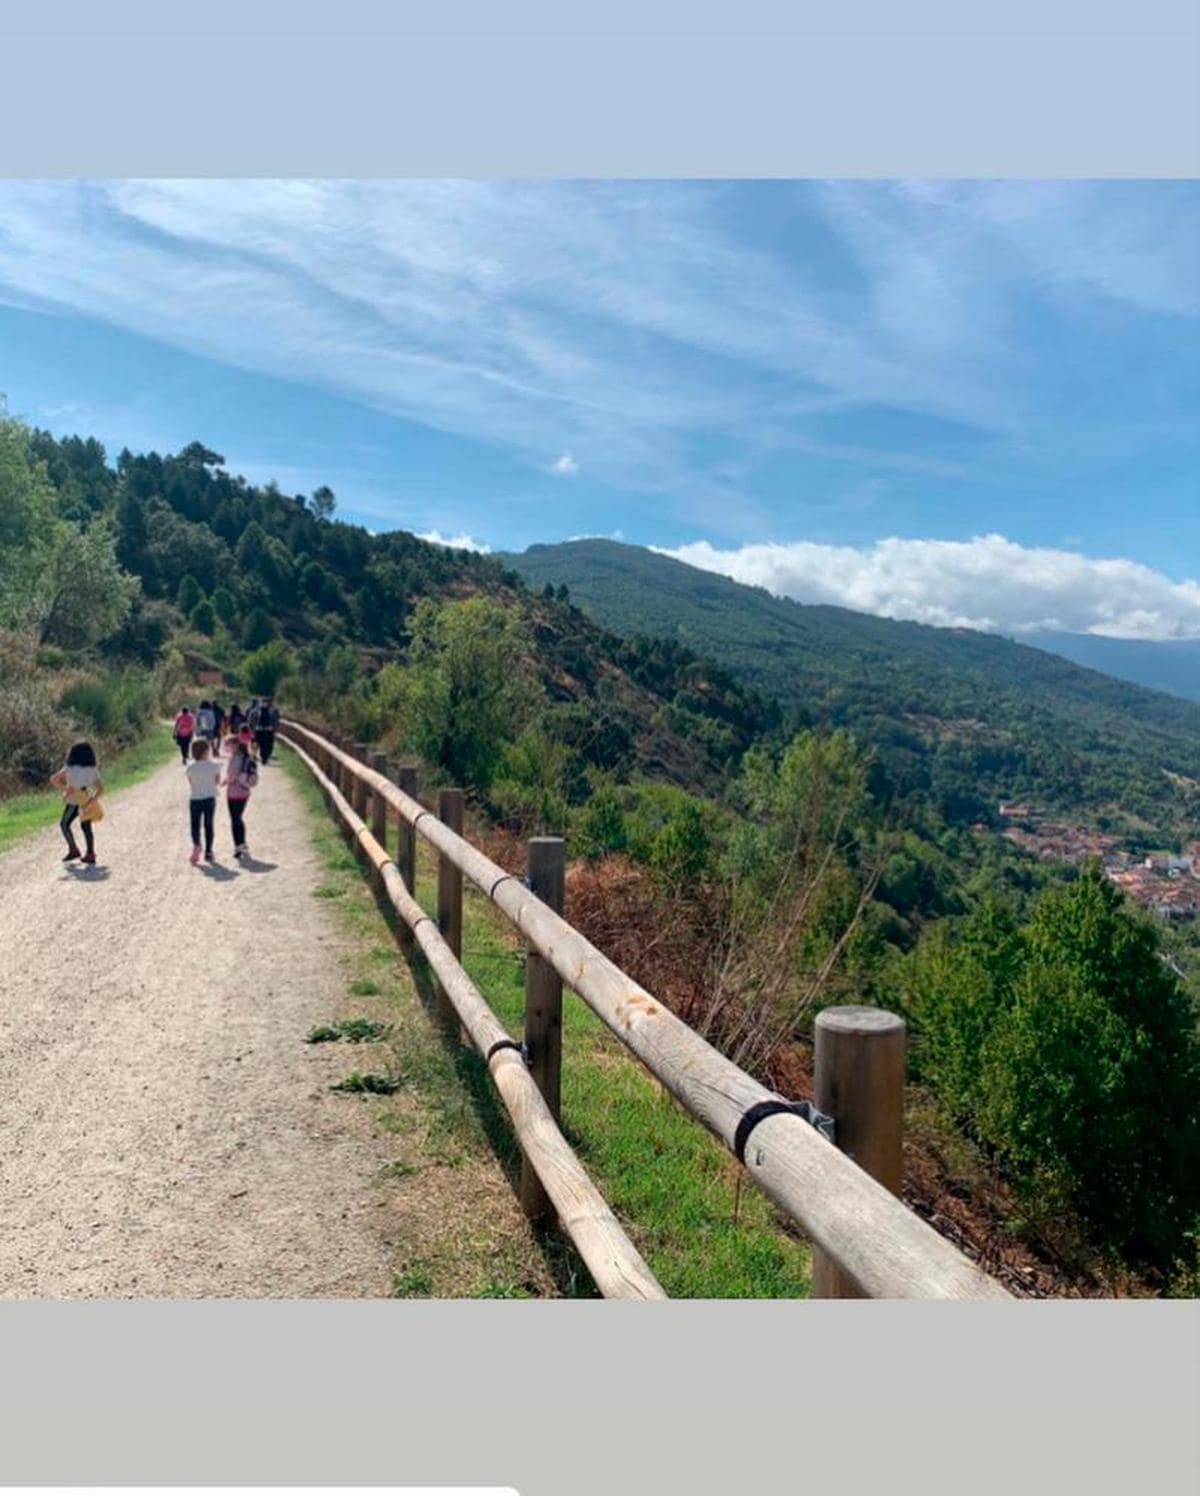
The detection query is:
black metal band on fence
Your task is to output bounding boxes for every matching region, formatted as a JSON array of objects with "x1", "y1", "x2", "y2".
[
  {"x1": 734, "y1": 1099, "x2": 836, "y2": 1163},
  {"x1": 486, "y1": 1038, "x2": 525, "y2": 1065}
]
